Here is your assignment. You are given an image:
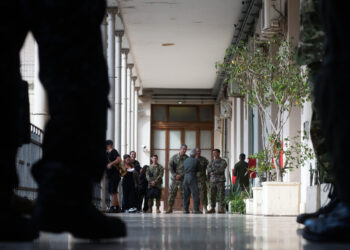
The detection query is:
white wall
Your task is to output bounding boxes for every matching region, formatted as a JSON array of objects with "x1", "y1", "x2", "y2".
[
  {"x1": 214, "y1": 104, "x2": 221, "y2": 150},
  {"x1": 300, "y1": 101, "x2": 316, "y2": 211},
  {"x1": 20, "y1": 34, "x2": 35, "y2": 124},
  {"x1": 243, "y1": 99, "x2": 250, "y2": 157},
  {"x1": 137, "y1": 96, "x2": 151, "y2": 167},
  {"x1": 283, "y1": 106, "x2": 302, "y2": 182}
]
